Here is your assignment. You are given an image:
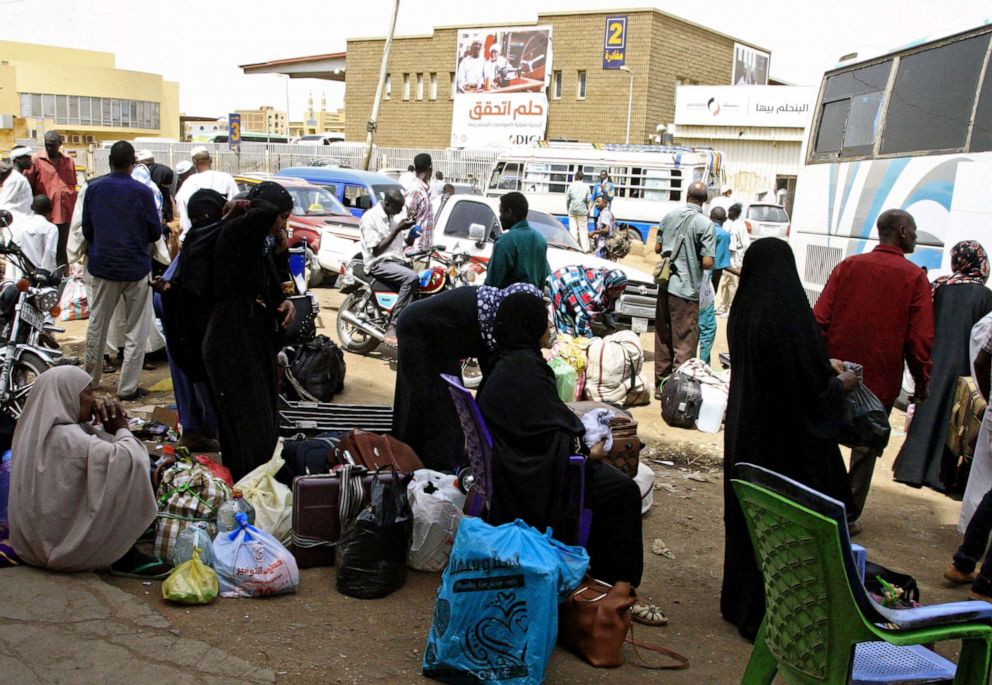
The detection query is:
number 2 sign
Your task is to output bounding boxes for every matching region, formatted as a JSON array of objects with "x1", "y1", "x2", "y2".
[{"x1": 603, "y1": 16, "x2": 627, "y2": 69}]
